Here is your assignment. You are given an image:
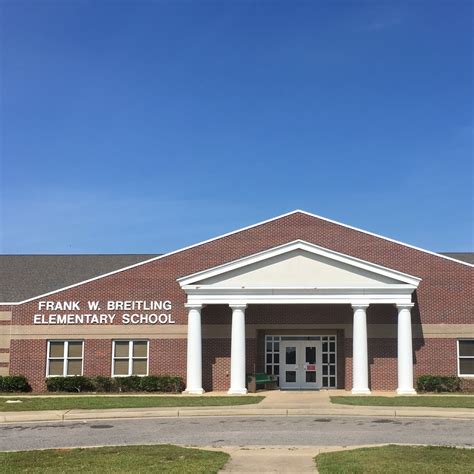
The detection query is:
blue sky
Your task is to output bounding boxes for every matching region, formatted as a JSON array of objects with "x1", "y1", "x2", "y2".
[{"x1": 1, "y1": 1, "x2": 472, "y2": 254}]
